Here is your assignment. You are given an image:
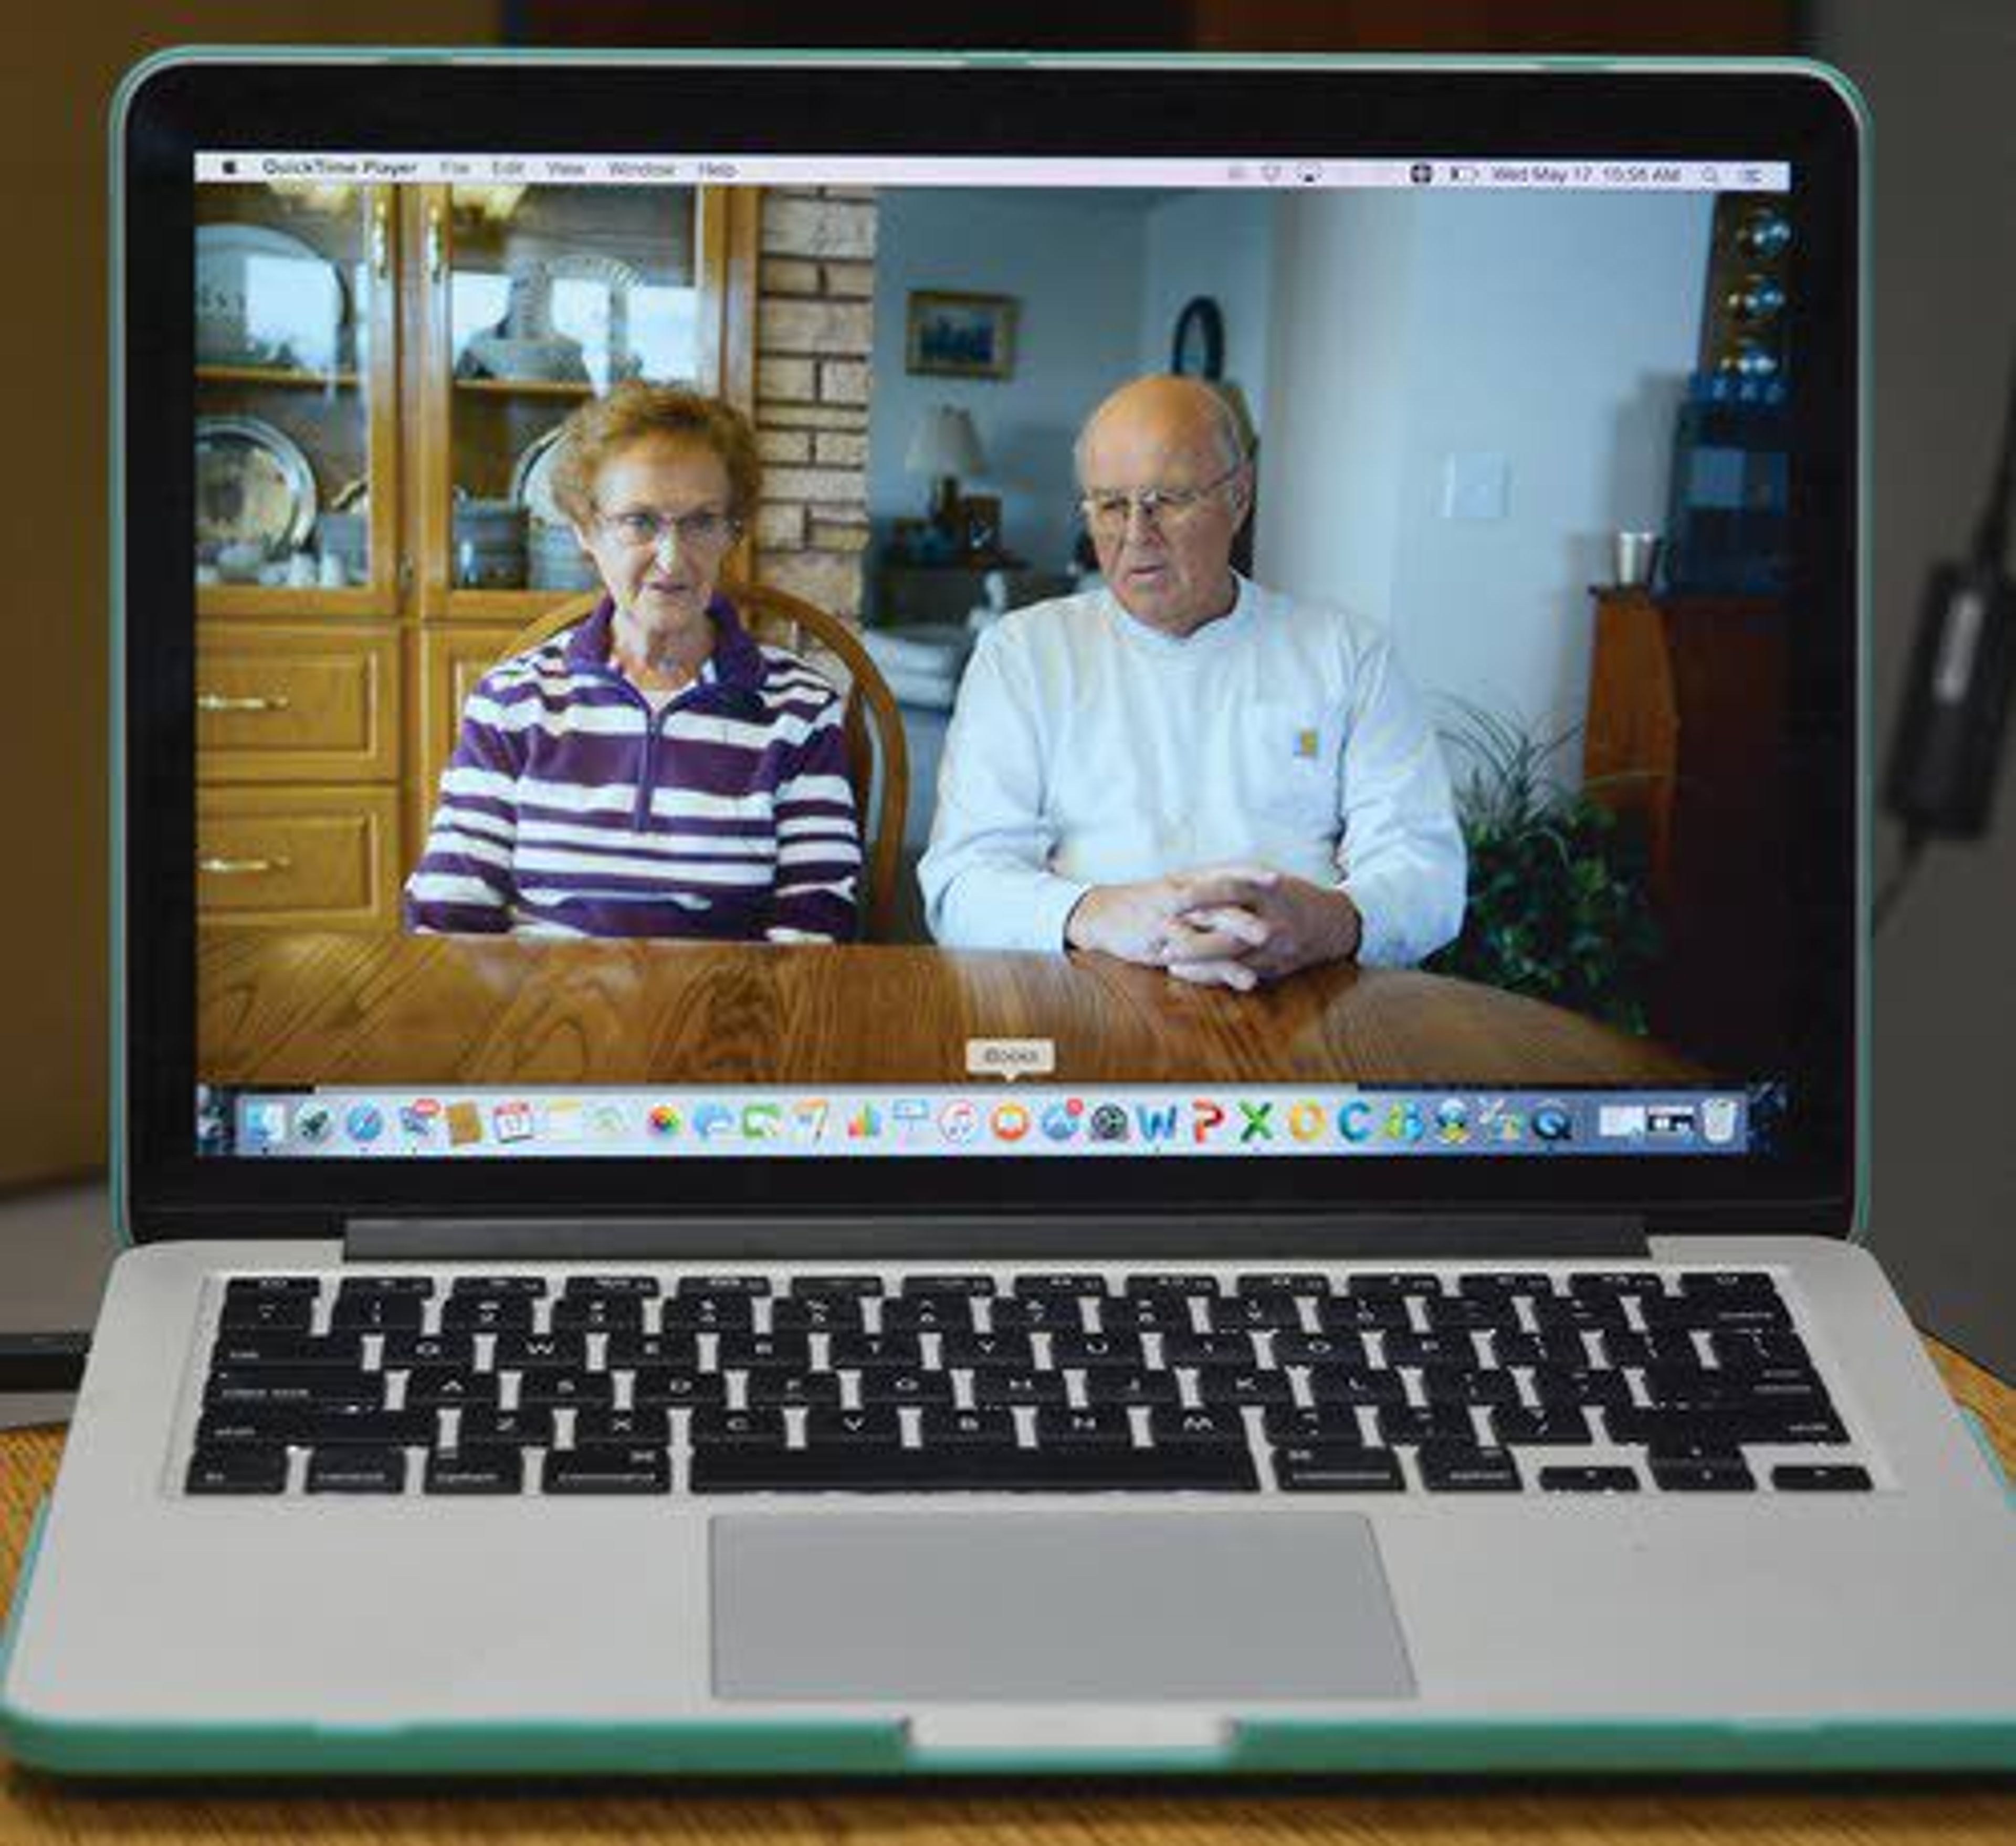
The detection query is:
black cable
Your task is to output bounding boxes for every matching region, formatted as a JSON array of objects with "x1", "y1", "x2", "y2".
[{"x1": 1873, "y1": 828, "x2": 1929, "y2": 935}]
